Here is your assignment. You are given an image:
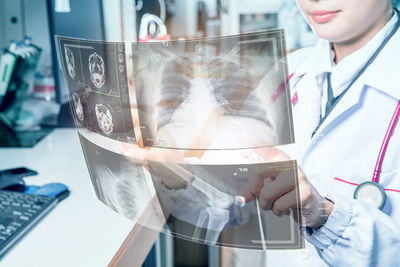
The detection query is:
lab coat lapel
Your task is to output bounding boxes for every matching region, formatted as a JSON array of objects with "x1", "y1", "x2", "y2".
[
  {"x1": 364, "y1": 29, "x2": 400, "y2": 100},
  {"x1": 291, "y1": 39, "x2": 365, "y2": 146},
  {"x1": 312, "y1": 22, "x2": 400, "y2": 140},
  {"x1": 300, "y1": 81, "x2": 365, "y2": 164},
  {"x1": 291, "y1": 74, "x2": 322, "y2": 152},
  {"x1": 313, "y1": 78, "x2": 365, "y2": 137}
]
